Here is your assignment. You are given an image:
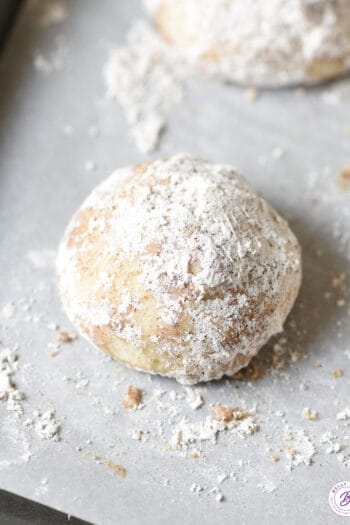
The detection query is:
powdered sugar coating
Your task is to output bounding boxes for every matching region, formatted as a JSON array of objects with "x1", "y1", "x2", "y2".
[
  {"x1": 57, "y1": 155, "x2": 301, "y2": 384},
  {"x1": 148, "y1": 0, "x2": 350, "y2": 86}
]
